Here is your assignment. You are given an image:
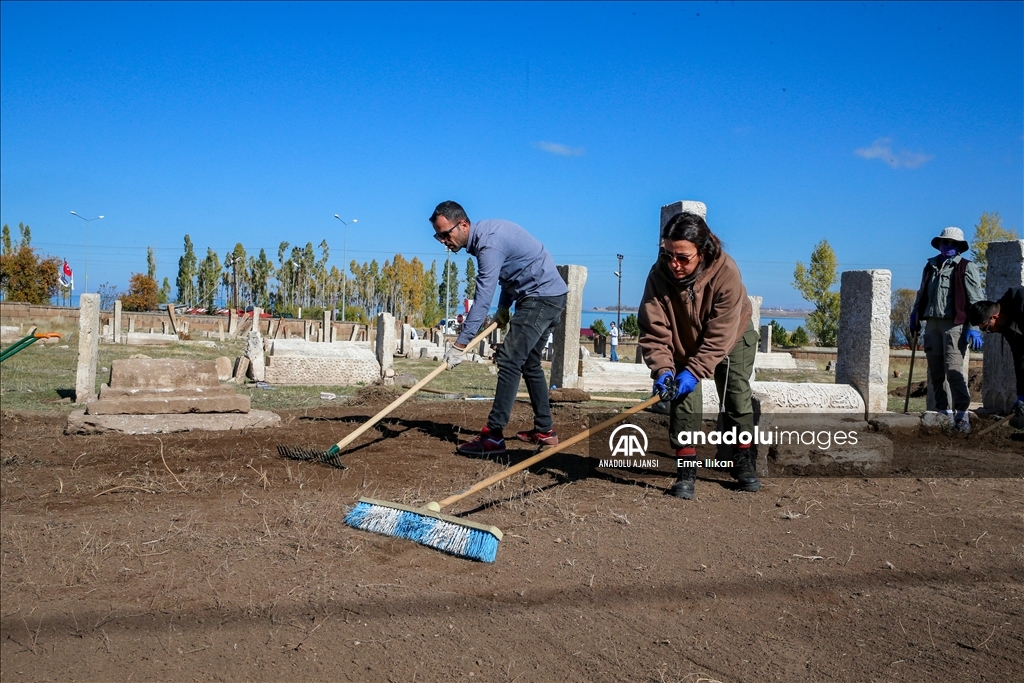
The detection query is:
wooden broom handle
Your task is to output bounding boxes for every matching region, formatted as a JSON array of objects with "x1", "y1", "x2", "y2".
[
  {"x1": 332, "y1": 322, "x2": 498, "y2": 452},
  {"x1": 437, "y1": 394, "x2": 663, "y2": 509}
]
